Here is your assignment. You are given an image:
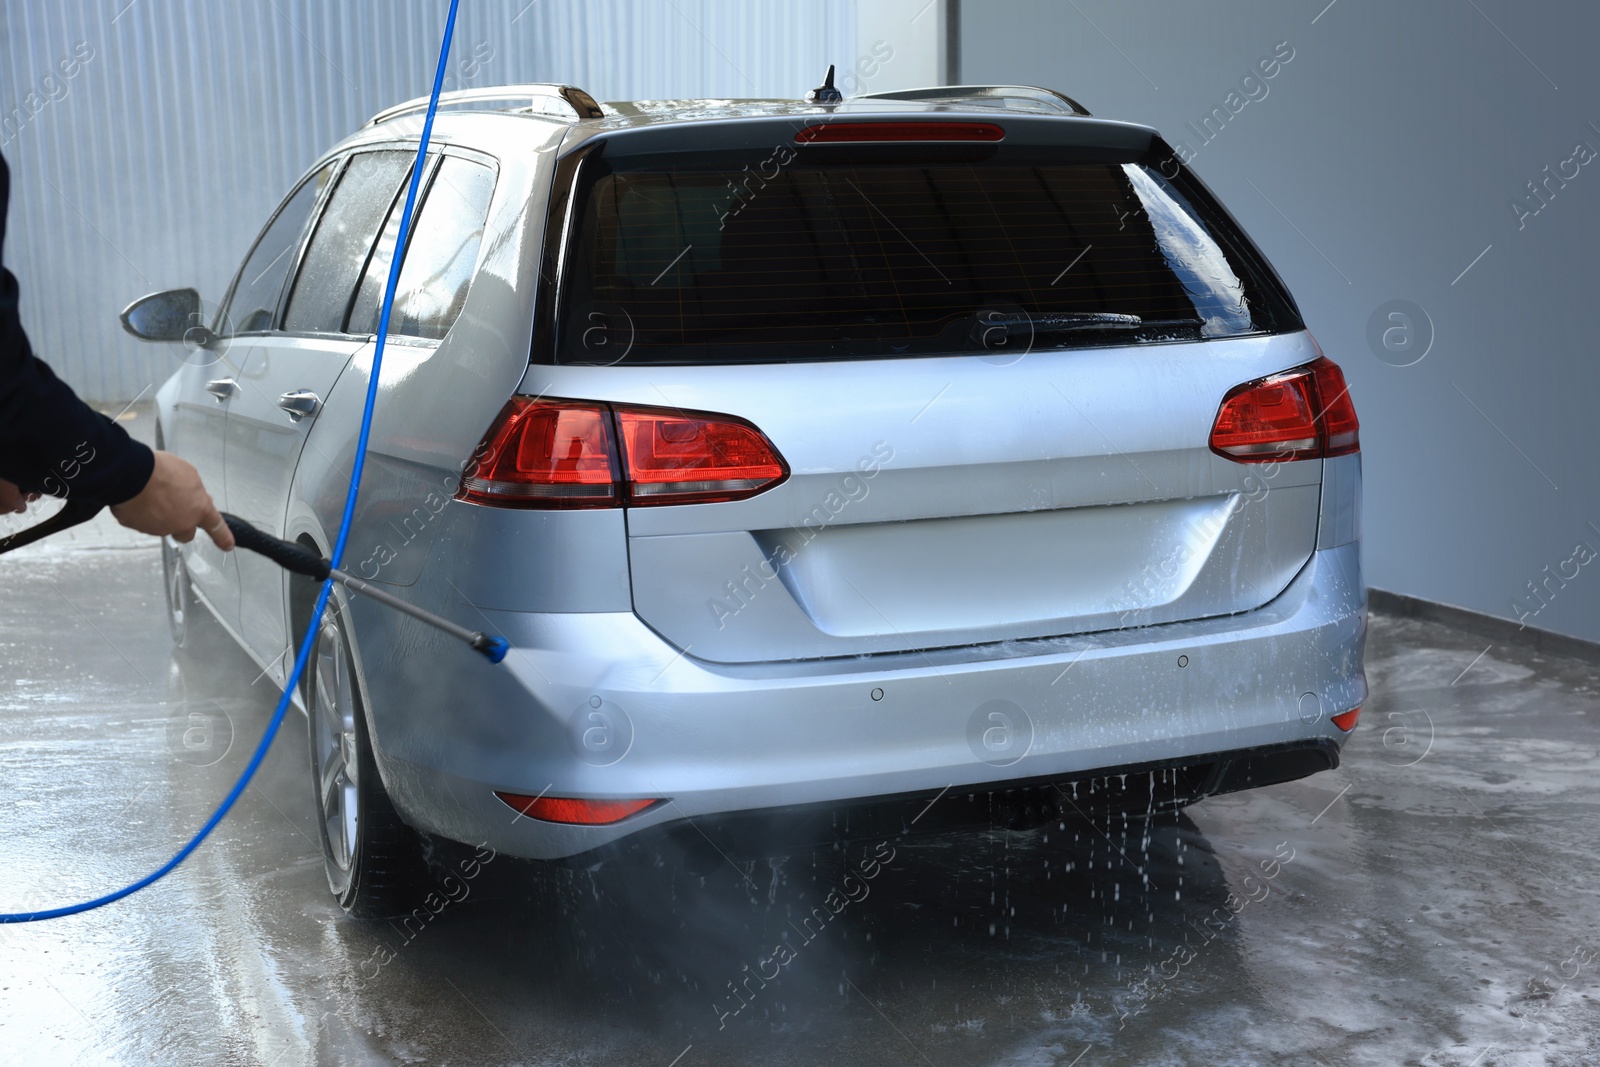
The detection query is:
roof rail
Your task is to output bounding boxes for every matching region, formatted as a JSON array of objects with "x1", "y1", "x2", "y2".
[
  {"x1": 858, "y1": 85, "x2": 1091, "y2": 117},
  {"x1": 366, "y1": 83, "x2": 605, "y2": 126}
]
